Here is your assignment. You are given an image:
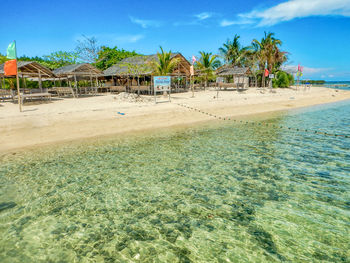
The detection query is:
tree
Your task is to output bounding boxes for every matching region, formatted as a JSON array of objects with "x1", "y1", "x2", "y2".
[
  {"x1": 149, "y1": 46, "x2": 179, "y2": 75},
  {"x1": 219, "y1": 34, "x2": 248, "y2": 66},
  {"x1": 244, "y1": 50, "x2": 260, "y2": 88},
  {"x1": 75, "y1": 35, "x2": 100, "y2": 63},
  {"x1": 195, "y1": 51, "x2": 221, "y2": 88},
  {"x1": 42, "y1": 51, "x2": 78, "y2": 69},
  {"x1": 95, "y1": 46, "x2": 139, "y2": 70},
  {"x1": 0, "y1": 53, "x2": 7, "y2": 63},
  {"x1": 251, "y1": 32, "x2": 287, "y2": 87}
]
